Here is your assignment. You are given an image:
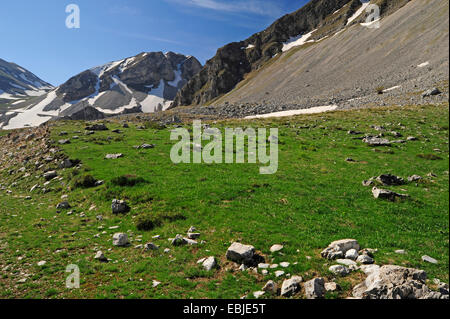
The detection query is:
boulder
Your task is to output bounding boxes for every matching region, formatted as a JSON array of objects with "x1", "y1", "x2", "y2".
[
  {"x1": 321, "y1": 239, "x2": 360, "y2": 260},
  {"x1": 325, "y1": 282, "x2": 339, "y2": 292},
  {"x1": 329, "y1": 265, "x2": 350, "y2": 276},
  {"x1": 376, "y1": 174, "x2": 405, "y2": 186},
  {"x1": 304, "y1": 278, "x2": 326, "y2": 299},
  {"x1": 407, "y1": 175, "x2": 422, "y2": 182},
  {"x1": 112, "y1": 233, "x2": 129, "y2": 247},
  {"x1": 144, "y1": 242, "x2": 159, "y2": 251},
  {"x1": 353, "y1": 265, "x2": 445, "y2": 299},
  {"x1": 226, "y1": 242, "x2": 255, "y2": 264},
  {"x1": 270, "y1": 244, "x2": 284, "y2": 253},
  {"x1": 44, "y1": 171, "x2": 57, "y2": 181},
  {"x1": 345, "y1": 249, "x2": 359, "y2": 260},
  {"x1": 422, "y1": 88, "x2": 441, "y2": 97},
  {"x1": 56, "y1": 201, "x2": 71, "y2": 209},
  {"x1": 363, "y1": 137, "x2": 391, "y2": 146},
  {"x1": 94, "y1": 251, "x2": 108, "y2": 262},
  {"x1": 105, "y1": 153, "x2": 123, "y2": 159},
  {"x1": 372, "y1": 187, "x2": 408, "y2": 201},
  {"x1": 357, "y1": 255, "x2": 375, "y2": 264},
  {"x1": 422, "y1": 255, "x2": 438, "y2": 264},
  {"x1": 111, "y1": 199, "x2": 130, "y2": 214},
  {"x1": 85, "y1": 124, "x2": 108, "y2": 131},
  {"x1": 262, "y1": 280, "x2": 278, "y2": 295},
  {"x1": 202, "y1": 257, "x2": 217, "y2": 271},
  {"x1": 280, "y1": 276, "x2": 303, "y2": 297}
]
